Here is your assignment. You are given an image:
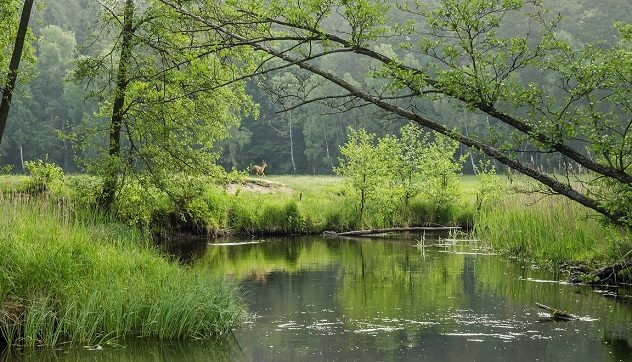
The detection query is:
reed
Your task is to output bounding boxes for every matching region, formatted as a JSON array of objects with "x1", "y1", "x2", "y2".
[
  {"x1": 474, "y1": 192, "x2": 630, "y2": 266},
  {"x1": 0, "y1": 195, "x2": 245, "y2": 347}
]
